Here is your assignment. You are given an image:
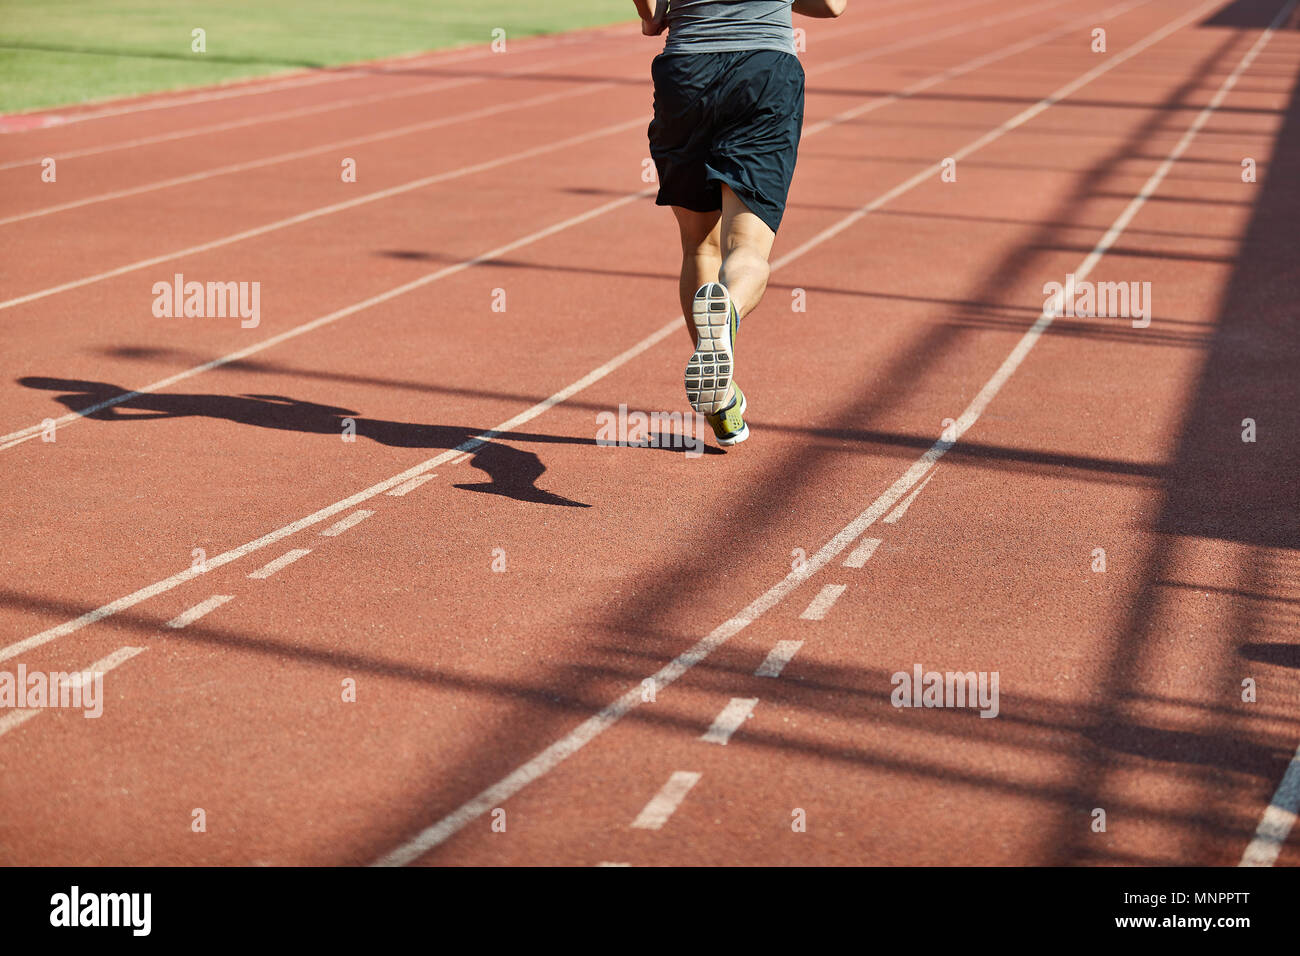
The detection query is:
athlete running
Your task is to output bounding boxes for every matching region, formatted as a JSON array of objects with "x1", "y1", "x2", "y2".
[{"x1": 635, "y1": 0, "x2": 847, "y2": 446}]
